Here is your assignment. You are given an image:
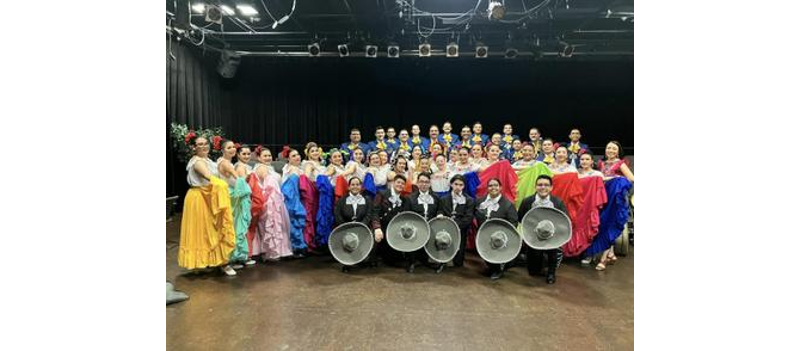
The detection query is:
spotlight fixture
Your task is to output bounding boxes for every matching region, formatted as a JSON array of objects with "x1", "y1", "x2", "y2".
[
  {"x1": 505, "y1": 47, "x2": 518, "y2": 58},
  {"x1": 308, "y1": 43, "x2": 320, "y2": 57},
  {"x1": 205, "y1": 5, "x2": 223, "y2": 24},
  {"x1": 488, "y1": 1, "x2": 506, "y2": 20},
  {"x1": 419, "y1": 43, "x2": 431, "y2": 57},
  {"x1": 338, "y1": 44, "x2": 349, "y2": 57},
  {"x1": 559, "y1": 42, "x2": 574, "y2": 58},
  {"x1": 446, "y1": 42, "x2": 459, "y2": 57},
  {"x1": 387, "y1": 45, "x2": 400, "y2": 58},
  {"x1": 191, "y1": 3, "x2": 205, "y2": 13},
  {"x1": 365, "y1": 45, "x2": 378, "y2": 58},
  {"x1": 475, "y1": 43, "x2": 488, "y2": 58}
]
